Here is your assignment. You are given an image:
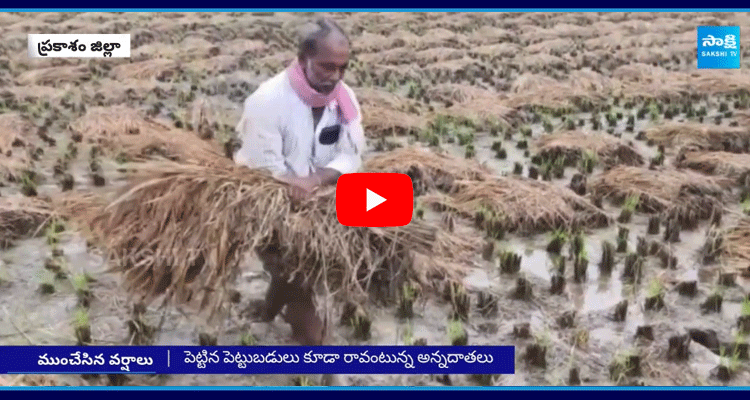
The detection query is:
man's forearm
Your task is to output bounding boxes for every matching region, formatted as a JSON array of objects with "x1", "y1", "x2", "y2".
[{"x1": 312, "y1": 168, "x2": 342, "y2": 187}]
